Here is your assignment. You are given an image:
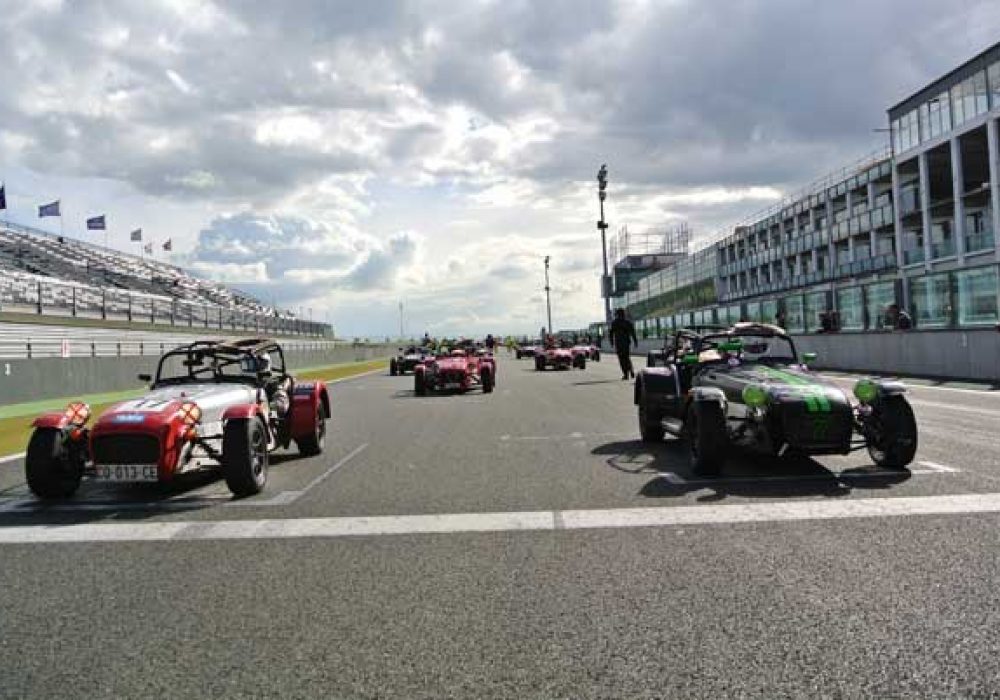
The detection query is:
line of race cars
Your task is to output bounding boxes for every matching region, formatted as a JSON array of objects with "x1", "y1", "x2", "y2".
[
  {"x1": 514, "y1": 339, "x2": 600, "y2": 370},
  {"x1": 21, "y1": 323, "x2": 919, "y2": 503}
]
